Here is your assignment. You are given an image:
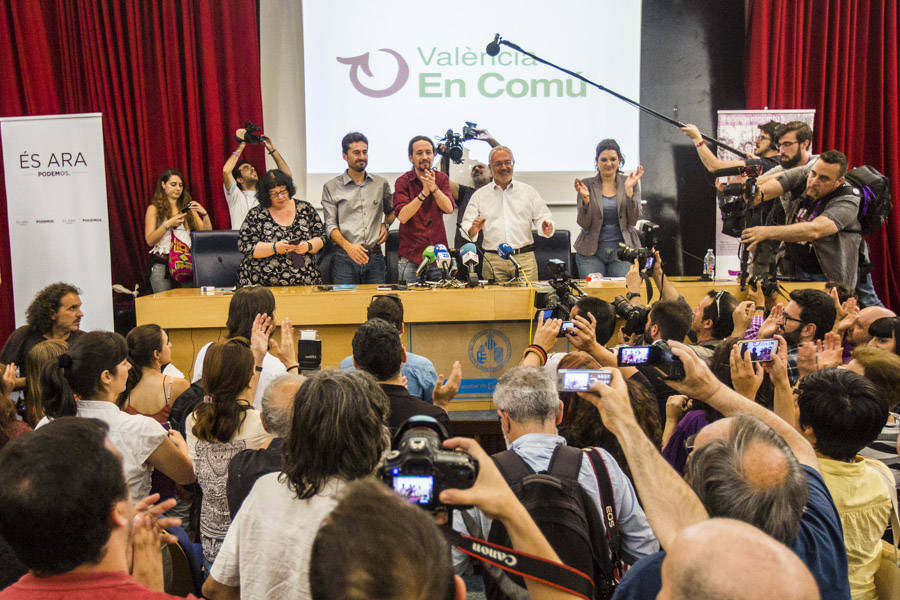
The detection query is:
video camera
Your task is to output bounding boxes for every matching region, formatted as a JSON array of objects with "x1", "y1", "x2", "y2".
[
  {"x1": 379, "y1": 416, "x2": 478, "y2": 511},
  {"x1": 716, "y1": 164, "x2": 763, "y2": 238},
  {"x1": 611, "y1": 295, "x2": 651, "y2": 337},
  {"x1": 437, "y1": 121, "x2": 480, "y2": 164},
  {"x1": 240, "y1": 120, "x2": 268, "y2": 145},
  {"x1": 533, "y1": 259, "x2": 584, "y2": 319},
  {"x1": 617, "y1": 340, "x2": 685, "y2": 380}
]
